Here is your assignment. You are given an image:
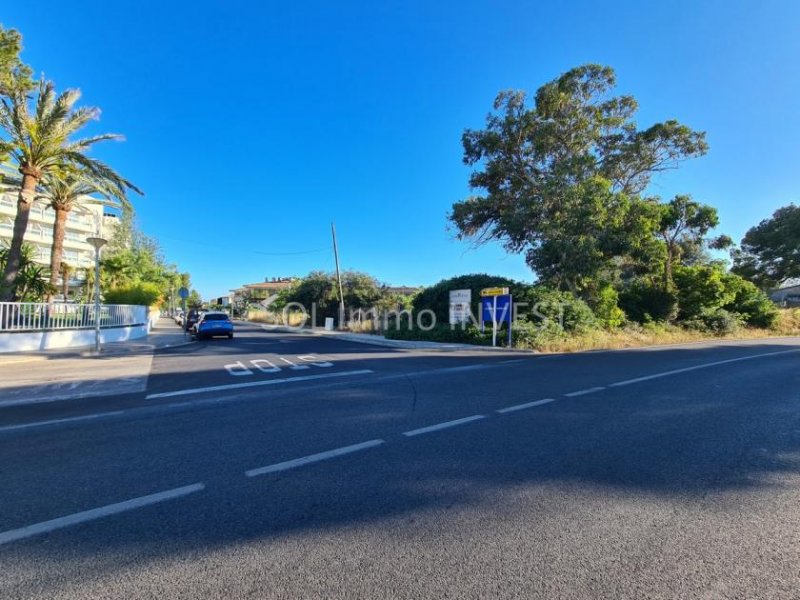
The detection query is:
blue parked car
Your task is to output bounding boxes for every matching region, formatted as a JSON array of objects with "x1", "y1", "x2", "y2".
[{"x1": 194, "y1": 311, "x2": 234, "y2": 340}]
